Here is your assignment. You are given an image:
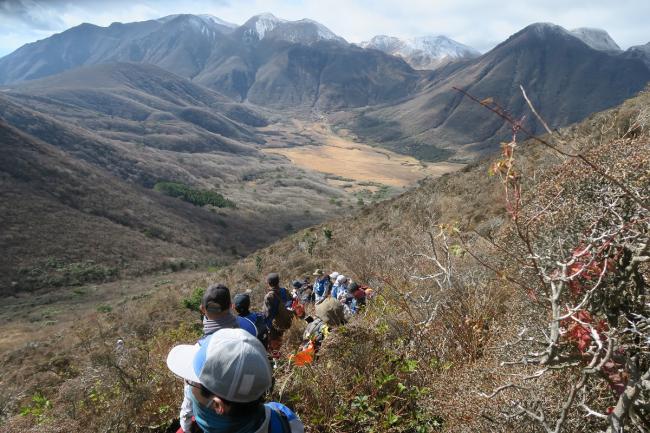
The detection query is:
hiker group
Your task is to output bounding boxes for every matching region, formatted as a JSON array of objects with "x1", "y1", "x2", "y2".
[{"x1": 166, "y1": 269, "x2": 373, "y2": 433}]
